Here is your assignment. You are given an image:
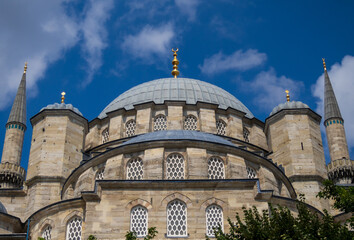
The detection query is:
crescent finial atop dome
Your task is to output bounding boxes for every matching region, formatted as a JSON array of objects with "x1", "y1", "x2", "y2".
[{"x1": 171, "y1": 48, "x2": 179, "y2": 78}]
